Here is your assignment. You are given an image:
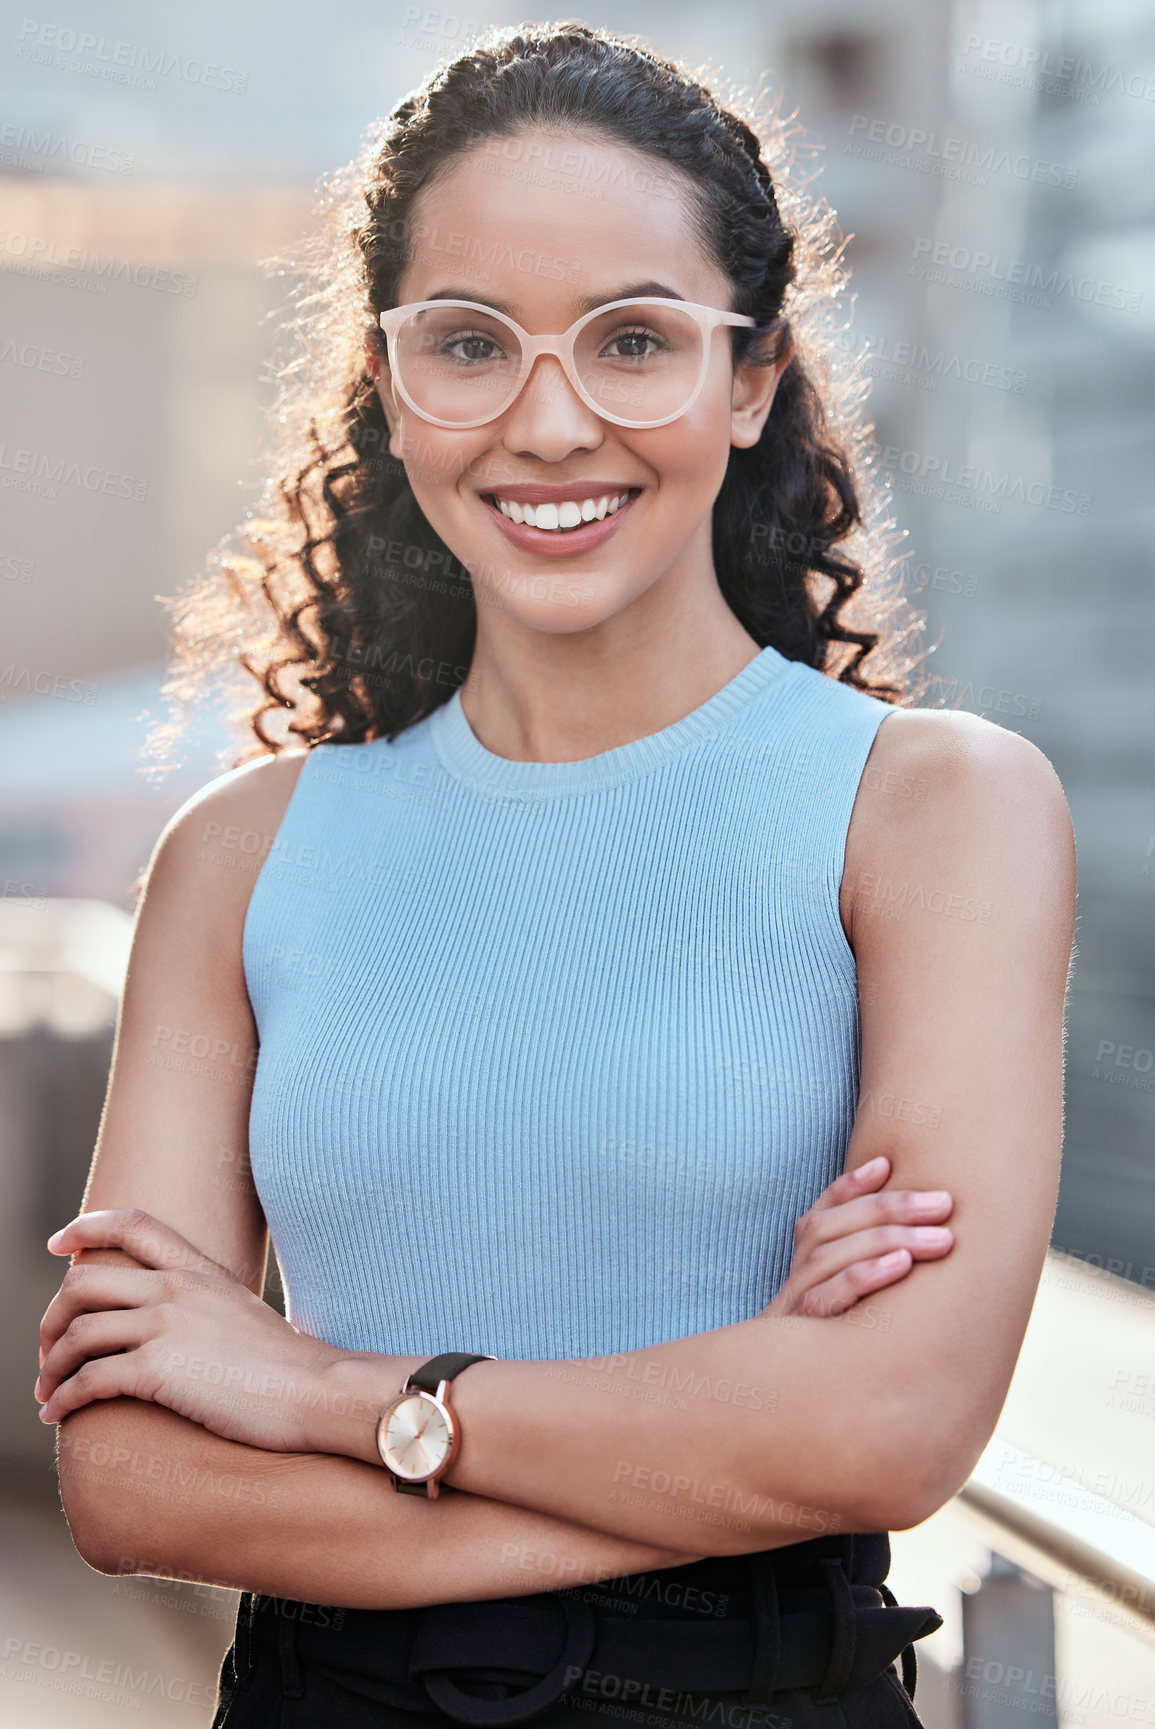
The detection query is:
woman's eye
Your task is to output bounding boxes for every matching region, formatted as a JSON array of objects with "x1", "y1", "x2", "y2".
[
  {"x1": 601, "y1": 326, "x2": 664, "y2": 361},
  {"x1": 442, "y1": 331, "x2": 503, "y2": 363}
]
